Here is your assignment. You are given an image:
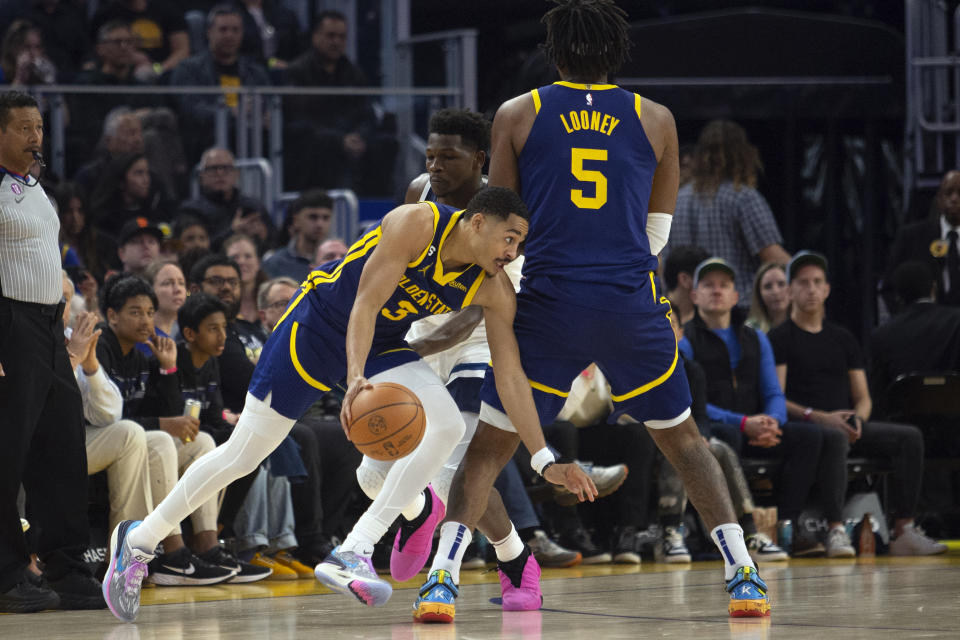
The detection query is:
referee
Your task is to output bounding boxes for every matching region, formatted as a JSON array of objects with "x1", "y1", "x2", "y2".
[{"x1": 0, "y1": 91, "x2": 104, "y2": 612}]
